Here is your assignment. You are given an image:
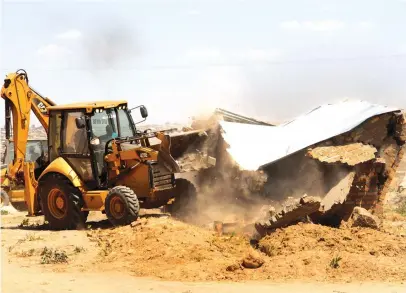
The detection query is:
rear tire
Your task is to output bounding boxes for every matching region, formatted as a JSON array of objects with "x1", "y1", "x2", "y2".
[
  {"x1": 83, "y1": 211, "x2": 89, "y2": 223},
  {"x1": 38, "y1": 173, "x2": 87, "y2": 230},
  {"x1": 105, "y1": 186, "x2": 140, "y2": 226}
]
